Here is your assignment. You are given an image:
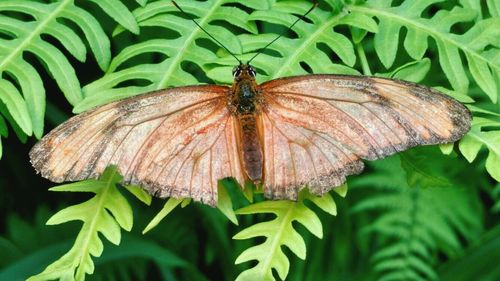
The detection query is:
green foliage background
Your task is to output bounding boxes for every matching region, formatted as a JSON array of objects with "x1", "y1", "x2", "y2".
[{"x1": 0, "y1": 0, "x2": 499, "y2": 280}]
